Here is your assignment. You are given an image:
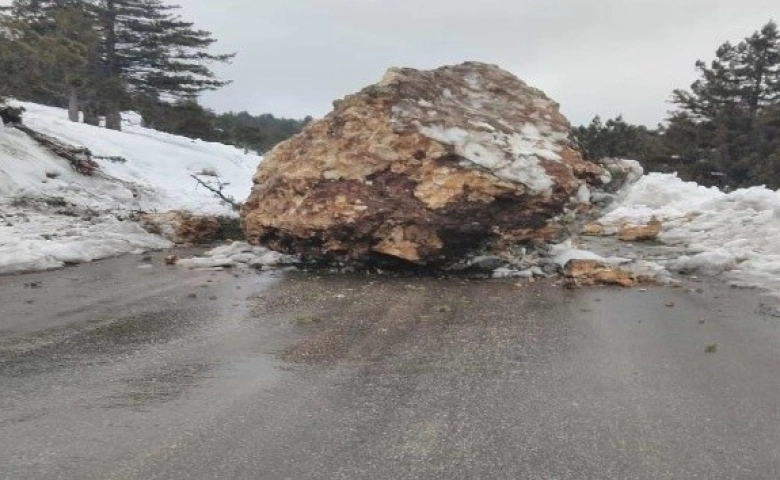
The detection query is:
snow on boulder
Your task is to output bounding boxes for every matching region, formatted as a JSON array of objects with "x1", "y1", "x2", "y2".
[{"x1": 242, "y1": 62, "x2": 605, "y2": 267}]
